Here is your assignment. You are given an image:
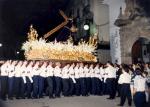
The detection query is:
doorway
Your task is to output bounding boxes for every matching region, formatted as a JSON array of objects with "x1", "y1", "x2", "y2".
[{"x1": 132, "y1": 37, "x2": 150, "y2": 63}]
